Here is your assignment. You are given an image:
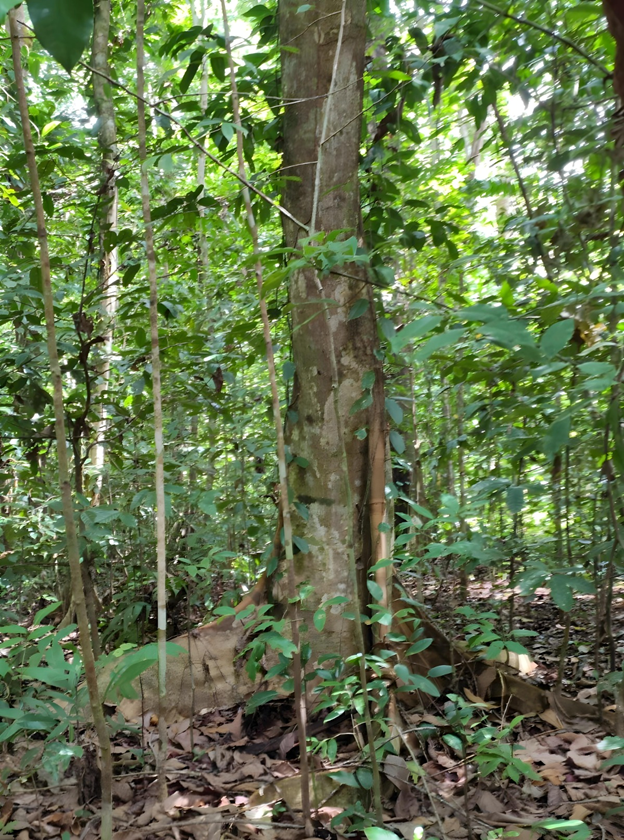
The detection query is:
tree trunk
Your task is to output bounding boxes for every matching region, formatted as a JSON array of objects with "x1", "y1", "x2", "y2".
[{"x1": 278, "y1": 0, "x2": 387, "y2": 659}]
